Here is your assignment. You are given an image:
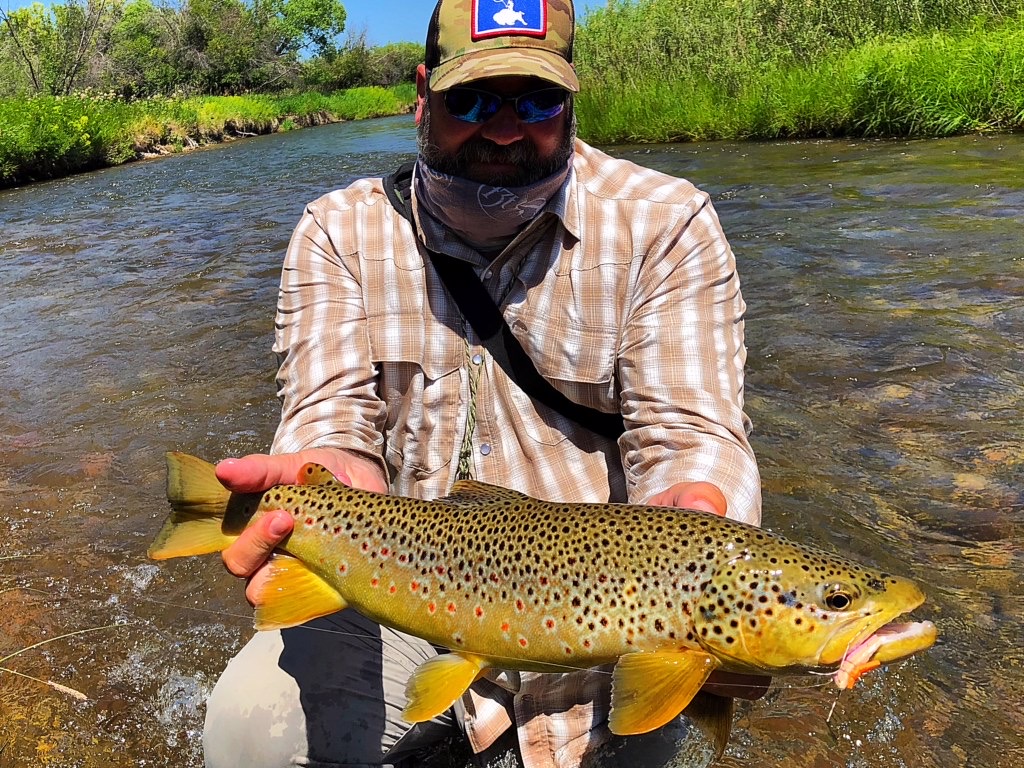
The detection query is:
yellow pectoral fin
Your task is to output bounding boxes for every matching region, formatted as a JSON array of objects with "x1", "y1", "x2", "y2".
[
  {"x1": 609, "y1": 650, "x2": 721, "y2": 736},
  {"x1": 403, "y1": 653, "x2": 487, "y2": 723},
  {"x1": 251, "y1": 554, "x2": 348, "y2": 630}
]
